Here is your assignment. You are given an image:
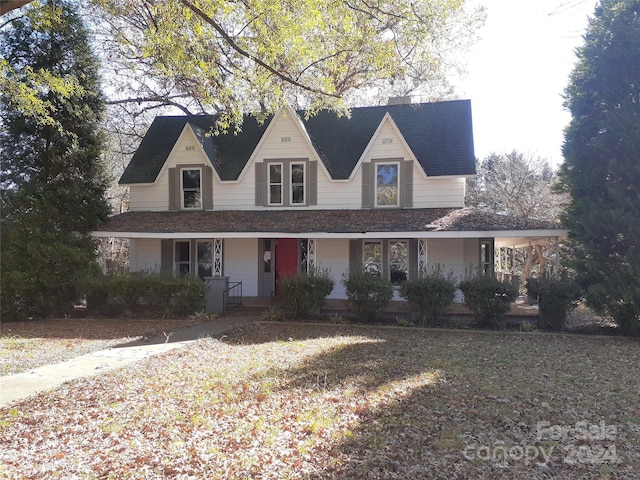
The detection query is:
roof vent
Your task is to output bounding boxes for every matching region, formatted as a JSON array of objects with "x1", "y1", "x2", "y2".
[{"x1": 387, "y1": 96, "x2": 414, "y2": 105}]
